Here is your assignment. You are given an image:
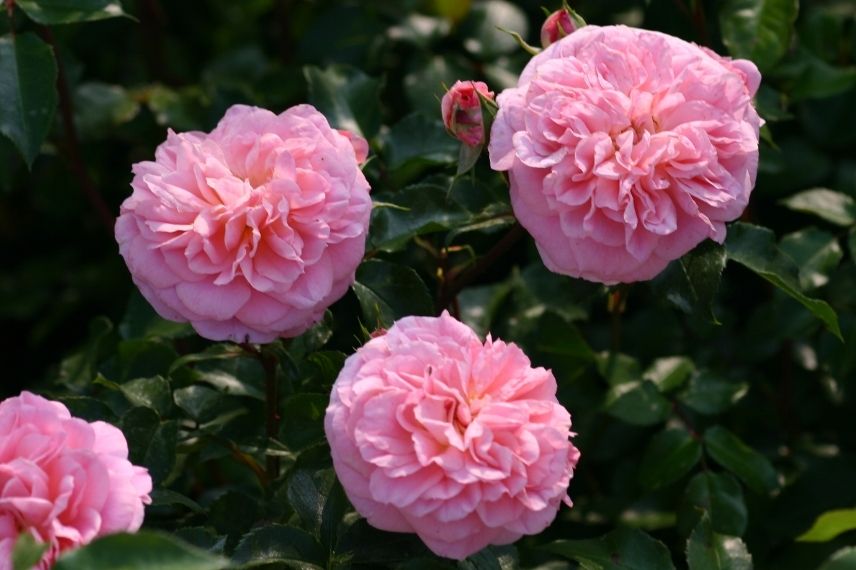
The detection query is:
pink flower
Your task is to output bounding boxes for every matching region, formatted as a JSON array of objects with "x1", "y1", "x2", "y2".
[
  {"x1": 489, "y1": 26, "x2": 761, "y2": 284},
  {"x1": 116, "y1": 104, "x2": 372, "y2": 342},
  {"x1": 441, "y1": 81, "x2": 495, "y2": 147},
  {"x1": 324, "y1": 312, "x2": 580, "y2": 560},
  {"x1": 540, "y1": 8, "x2": 576, "y2": 47},
  {"x1": 0, "y1": 392, "x2": 152, "y2": 569}
]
